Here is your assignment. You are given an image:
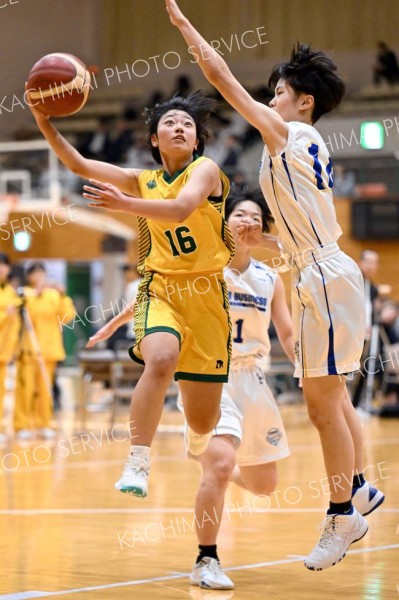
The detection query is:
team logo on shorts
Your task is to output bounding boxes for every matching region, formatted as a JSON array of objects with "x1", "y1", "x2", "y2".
[
  {"x1": 294, "y1": 341, "x2": 300, "y2": 361},
  {"x1": 215, "y1": 360, "x2": 224, "y2": 369},
  {"x1": 266, "y1": 427, "x2": 282, "y2": 446}
]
